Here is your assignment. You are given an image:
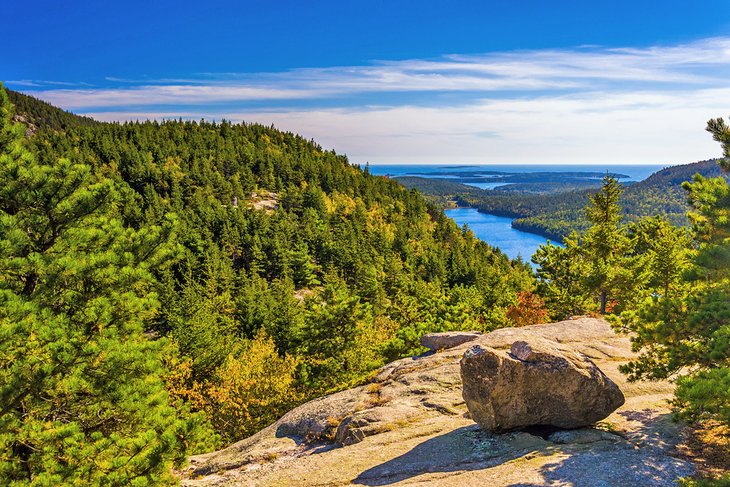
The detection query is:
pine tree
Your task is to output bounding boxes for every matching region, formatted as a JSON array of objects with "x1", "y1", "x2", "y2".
[
  {"x1": 618, "y1": 118, "x2": 730, "y2": 431},
  {"x1": 532, "y1": 233, "x2": 594, "y2": 320},
  {"x1": 0, "y1": 86, "x2": 205, "y2": 484},
  {"x1": 297, "y1": 276, "x2": 373, "y2": 392},
  {"x1": 627, "y1": 216, "x2": 691, "y2": 300},
  {"x1": 581, "y1": 175, "x2": 632, "y2": 314}
]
